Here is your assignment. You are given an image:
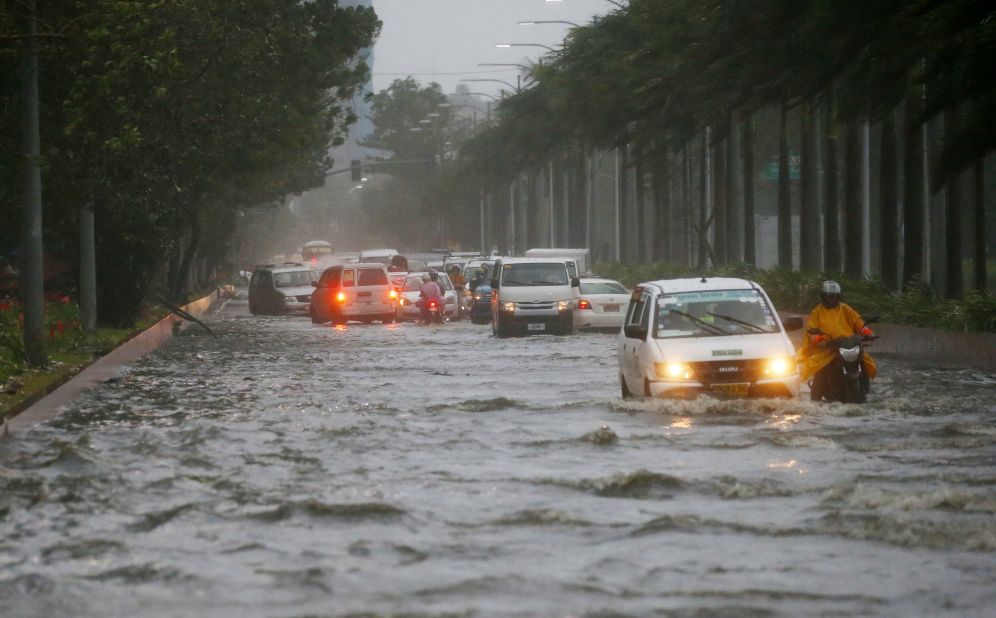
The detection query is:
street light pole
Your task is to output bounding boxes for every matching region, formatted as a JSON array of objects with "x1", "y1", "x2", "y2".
[
  {"x1": 549, "y1": 160, "x2": 555, "y2": 247},
  {"x1": 614, "y1": 148, "x2": 621, "y2": 261}
]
